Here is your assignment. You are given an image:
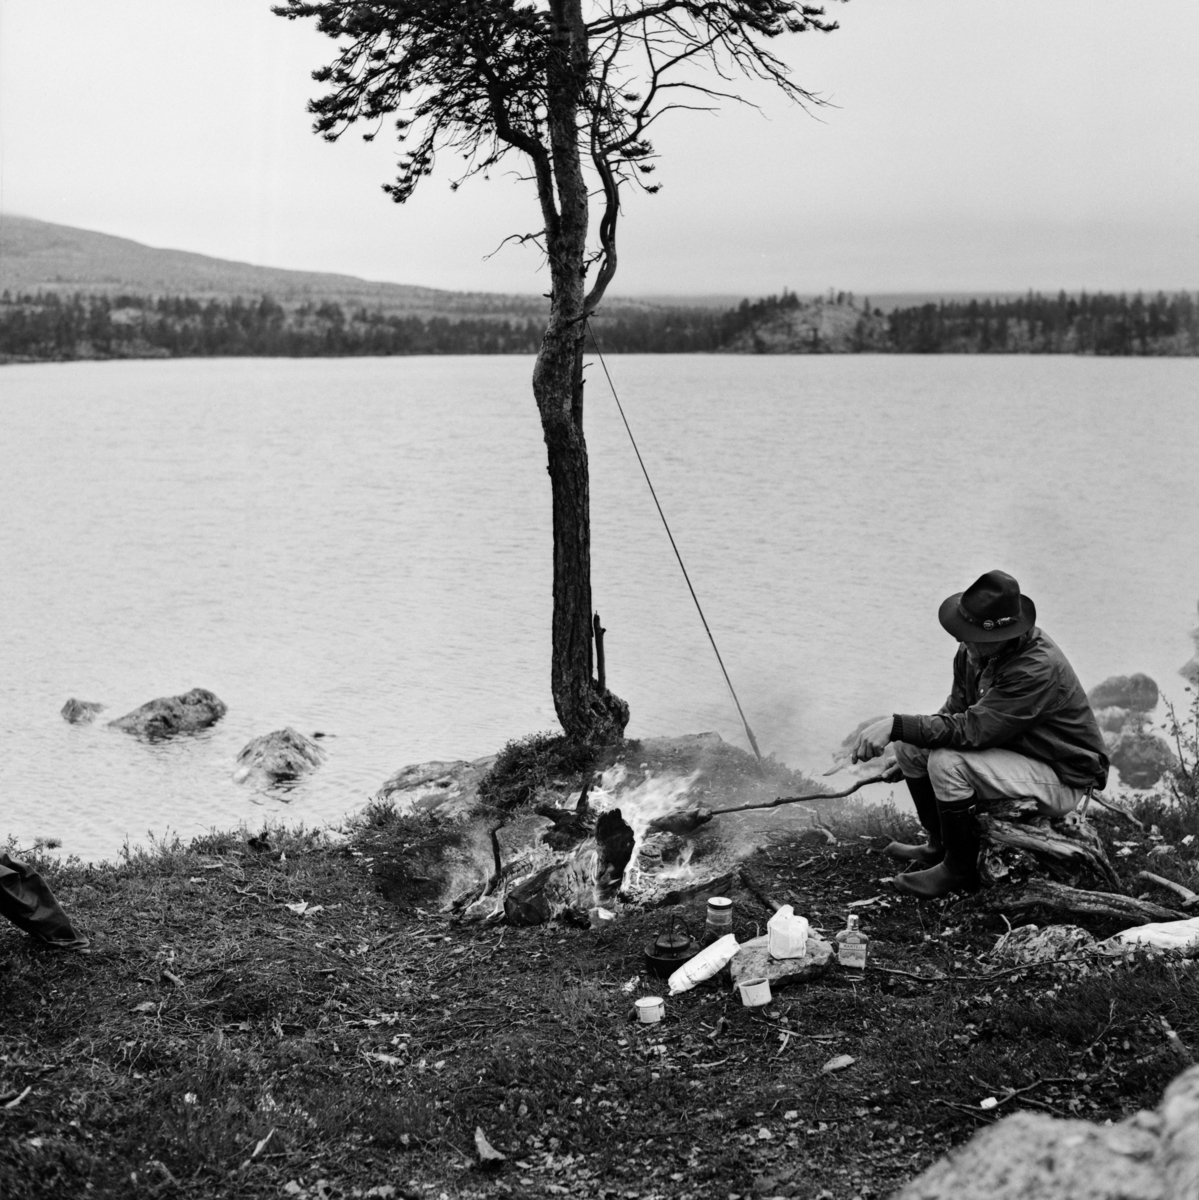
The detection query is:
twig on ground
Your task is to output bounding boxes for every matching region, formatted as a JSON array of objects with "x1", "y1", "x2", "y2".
[
  {"x1": 1088, "y1": 792, "x2": 1146, "y2": 831},
  {"x1": 932, "y1": 1099, "x2": 995, "y2": 1122},
  {"x1": 737, "y1": 867, "x2": 783, "y2": 913},
  {"x1": 2, "y1": 1087, "x2": 32, "y2": 1110},
  {"x1": 969, "y1": 1074, "x2": 1078, "y2": 1108},
  {"x1": 1160, "y1": 1017, "x2": 1194, "y2": 1064}
]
